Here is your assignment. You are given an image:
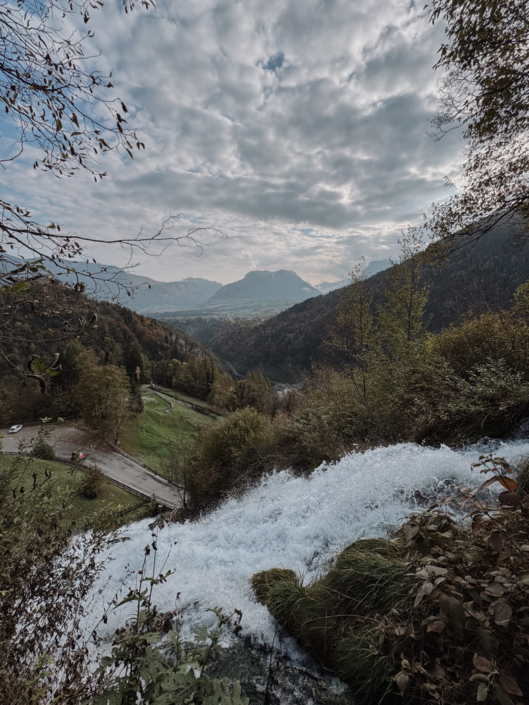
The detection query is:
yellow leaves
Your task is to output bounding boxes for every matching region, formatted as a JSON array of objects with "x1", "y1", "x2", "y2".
[
  {"x1": 474, "y1": 454, "x2": 519, "y2": 501},
  {"x1": 497, "y1": 476, "x2": 517, "y2": 492},
  {"x1": 476, "y1": 682, "x2": 489, "y2": 701}
]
